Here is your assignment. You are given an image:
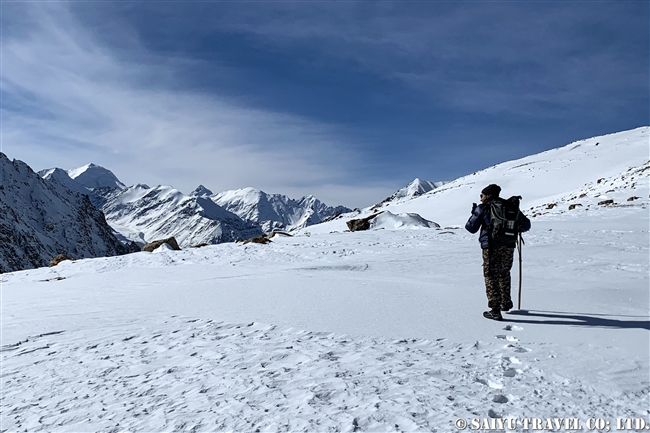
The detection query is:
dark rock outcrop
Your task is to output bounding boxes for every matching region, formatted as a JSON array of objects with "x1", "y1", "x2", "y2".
[
  {"x1": 346, "y1": 212, "x2": 383, "y2": 232},
  {"x1": 142, "y1": 237, "x2": 181, "y2": 252},
  {"x1": 243, "y1": 235, "x2": 272, "y2": 245},
  {"x1": 49, "y1": 254, "x2": 71, "y2": 267}
]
